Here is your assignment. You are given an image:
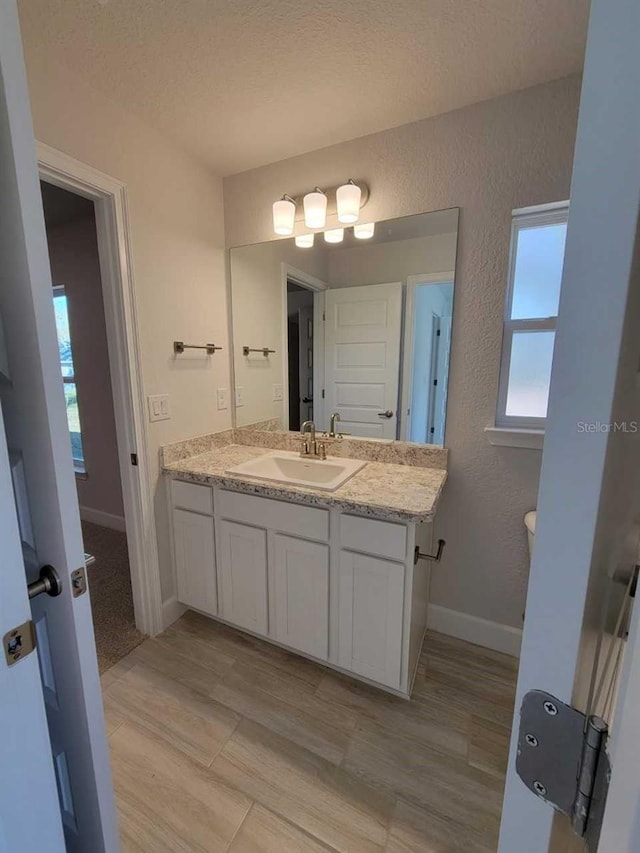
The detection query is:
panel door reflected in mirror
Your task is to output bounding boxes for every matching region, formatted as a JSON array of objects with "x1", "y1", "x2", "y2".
[{"x1": 229, "y1": 208, "x2": 459, "y2": 445}]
